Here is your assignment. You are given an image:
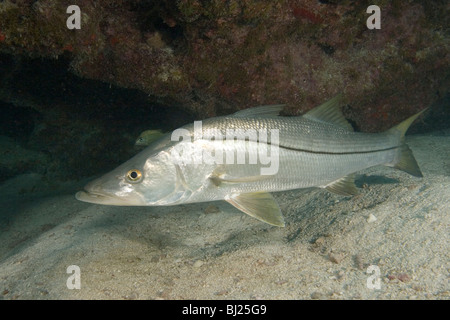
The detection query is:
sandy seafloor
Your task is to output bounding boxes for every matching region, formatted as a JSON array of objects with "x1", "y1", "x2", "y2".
[{"x1": 0, "y1": 131, "x2": 448, "y2": 300}]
